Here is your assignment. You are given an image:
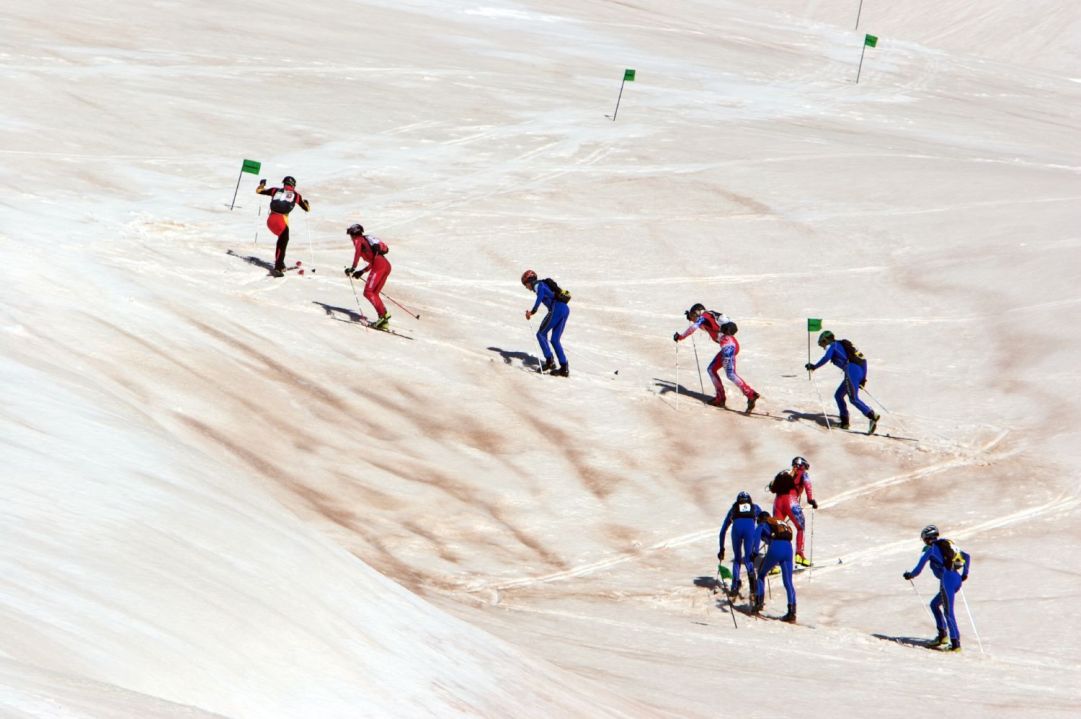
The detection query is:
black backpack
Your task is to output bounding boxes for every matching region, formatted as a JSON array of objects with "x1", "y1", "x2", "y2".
[
  {"x1": 769, "y1": 471, "x2": 794, "y2": 496},
  {"x1": 839, "y1": 339, "x2": 867, "y2": 369},
  {"x1": 542, "y1": 277, "x2": 571, "y2": 303}
]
